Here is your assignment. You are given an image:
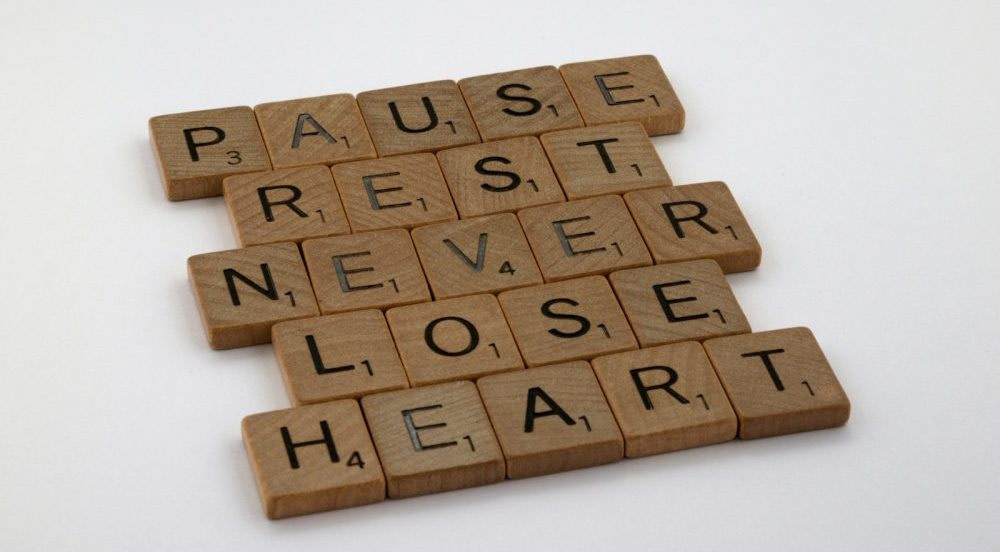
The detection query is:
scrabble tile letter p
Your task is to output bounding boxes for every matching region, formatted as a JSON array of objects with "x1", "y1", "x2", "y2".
[
  {"x1": 149, "y1": 106, "x2": 271, "y2": 200},
  {"x1": 188, "y1": 242, "x2": 319, "y2": 349},
  {"x1": 560, "y1": 55, "x2": 685, "y2": 136}
]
